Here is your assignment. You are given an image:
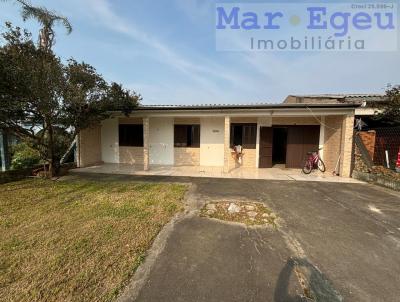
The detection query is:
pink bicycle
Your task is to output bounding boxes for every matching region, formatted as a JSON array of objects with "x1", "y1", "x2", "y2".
[{"x1": 302, "y1": 148, "x2": 326, "y2": 174}]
